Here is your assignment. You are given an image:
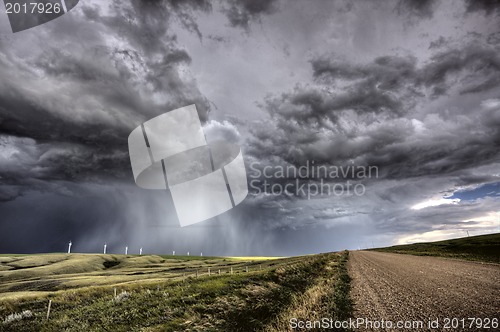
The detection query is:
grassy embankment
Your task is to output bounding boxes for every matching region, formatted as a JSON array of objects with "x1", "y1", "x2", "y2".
[
  {"x1": 0, "y1": 251, "x2": 352, "y2": 331},
  {"x1": 372, "y1": 233, "x2": 500, "y2": 263}
]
